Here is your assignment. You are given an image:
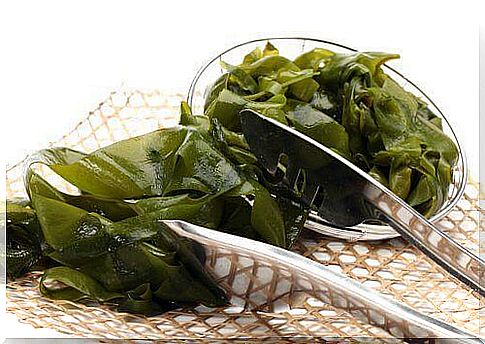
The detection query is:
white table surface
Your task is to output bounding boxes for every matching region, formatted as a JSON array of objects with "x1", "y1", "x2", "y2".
[{"x1": 2, "y1": 0, "x2": 483, "y2": 340}]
